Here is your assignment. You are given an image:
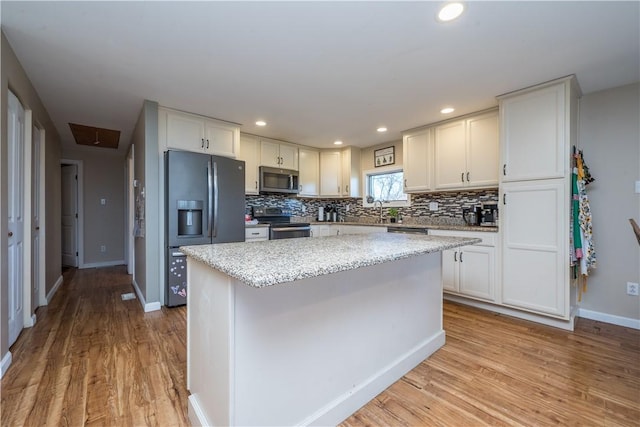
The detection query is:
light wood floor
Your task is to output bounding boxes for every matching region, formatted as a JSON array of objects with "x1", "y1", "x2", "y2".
[{"x1": 2, "y1": 266, "x2": 639, "y2": 426}]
